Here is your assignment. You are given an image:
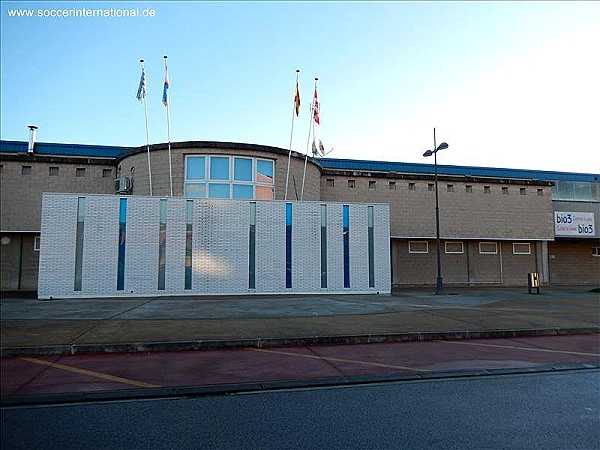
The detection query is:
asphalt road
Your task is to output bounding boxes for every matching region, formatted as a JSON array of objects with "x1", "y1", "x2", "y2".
[{"x1": 2, "y1": 370, "x2": 599, "y2": 449}]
